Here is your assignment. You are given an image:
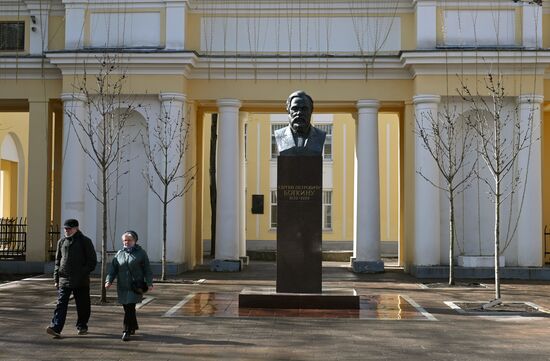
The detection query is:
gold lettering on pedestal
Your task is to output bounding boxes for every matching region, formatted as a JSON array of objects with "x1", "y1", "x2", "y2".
[{"x1": 278, "y1": 185, "x2": 321, "y2": 201}]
